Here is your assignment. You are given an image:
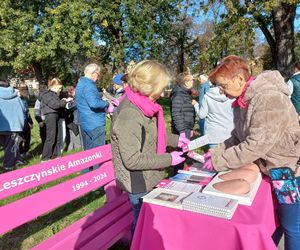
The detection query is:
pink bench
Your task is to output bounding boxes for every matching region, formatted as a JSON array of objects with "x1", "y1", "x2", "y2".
[{"x1": 0, "y1": 144, "x2": 133, "y2": 249}]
